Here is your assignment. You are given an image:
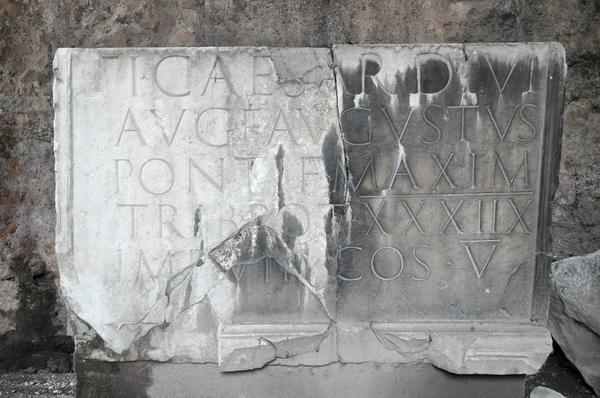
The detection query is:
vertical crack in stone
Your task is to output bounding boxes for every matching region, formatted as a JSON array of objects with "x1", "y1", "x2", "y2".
[
  {"x1": 197, "y1": 240, "x2": 205, "y2": 267},
  {"x1": 193, "y1": 206, "x2": 201, "y2": 238},
  {"x1": 330, "y1": 46, "x2": 352, "y2": 256},
  {"x1": 275, "y1": 144, "x2": 285, "y2": 210},
  {"x1": 193, "y1": 206, "x2": 206, "y2": 267},
  {"x1": 330, "y1": 48, "x2": 348, "y2": 192},
  {"x1": 156, "y1": 205, "x2": 210, "y2": 330}
]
